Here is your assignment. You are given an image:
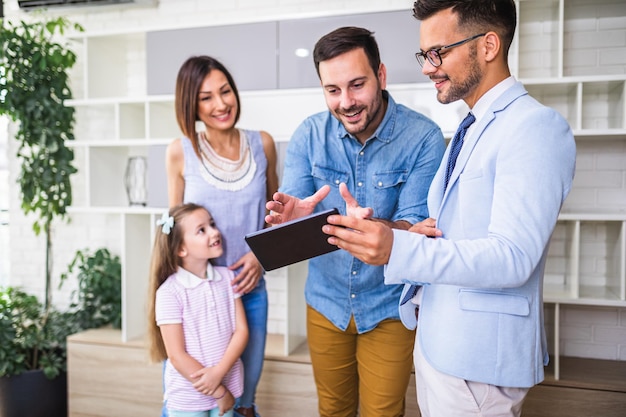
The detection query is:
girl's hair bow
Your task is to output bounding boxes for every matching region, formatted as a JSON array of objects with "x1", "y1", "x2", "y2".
[{"x1": 156, "y1": 212, "x2": 174, "y2": 235}]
